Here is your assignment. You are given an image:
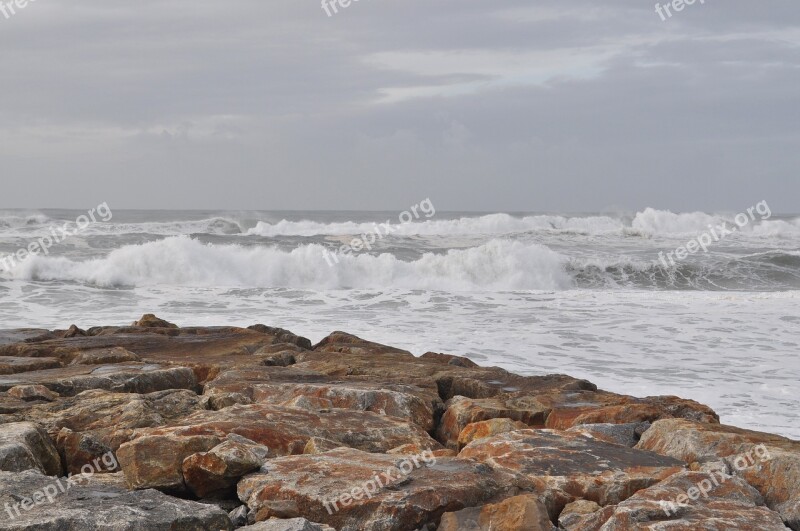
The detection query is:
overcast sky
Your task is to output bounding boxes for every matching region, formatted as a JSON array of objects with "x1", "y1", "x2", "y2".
[{"x1": 0, "y1": 0, "x2": 798, "y2": 212}]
